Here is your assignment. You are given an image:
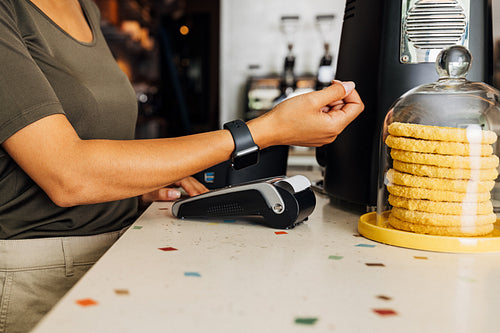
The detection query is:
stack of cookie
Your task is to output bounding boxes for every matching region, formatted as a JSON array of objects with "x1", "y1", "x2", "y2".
[{"x1": 384, "y1": 122, "x2": 499, "y2": 237}]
